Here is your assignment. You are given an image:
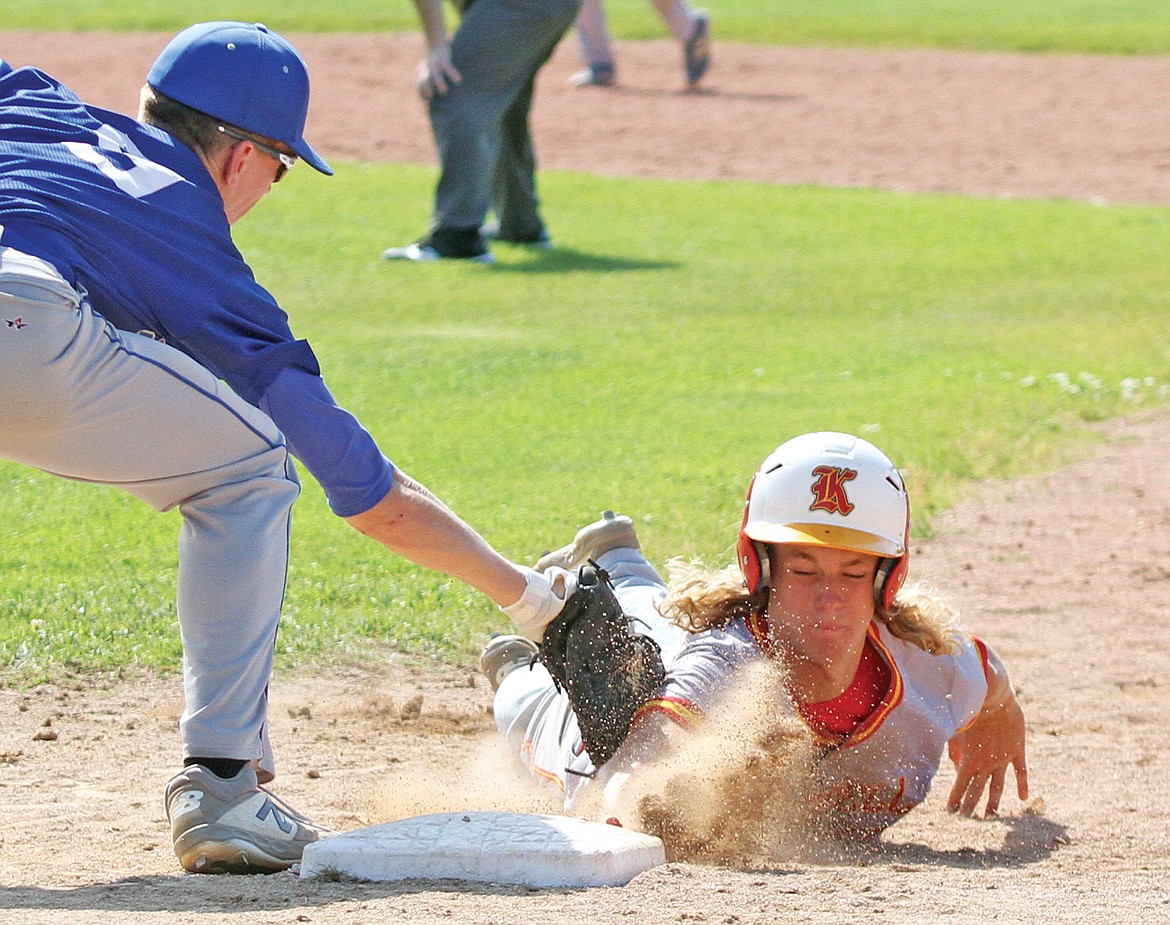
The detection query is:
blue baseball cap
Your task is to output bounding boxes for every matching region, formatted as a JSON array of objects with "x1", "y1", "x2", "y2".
[{"x1": 147, "y1": 21, "x2": 332, "y2": 176}]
